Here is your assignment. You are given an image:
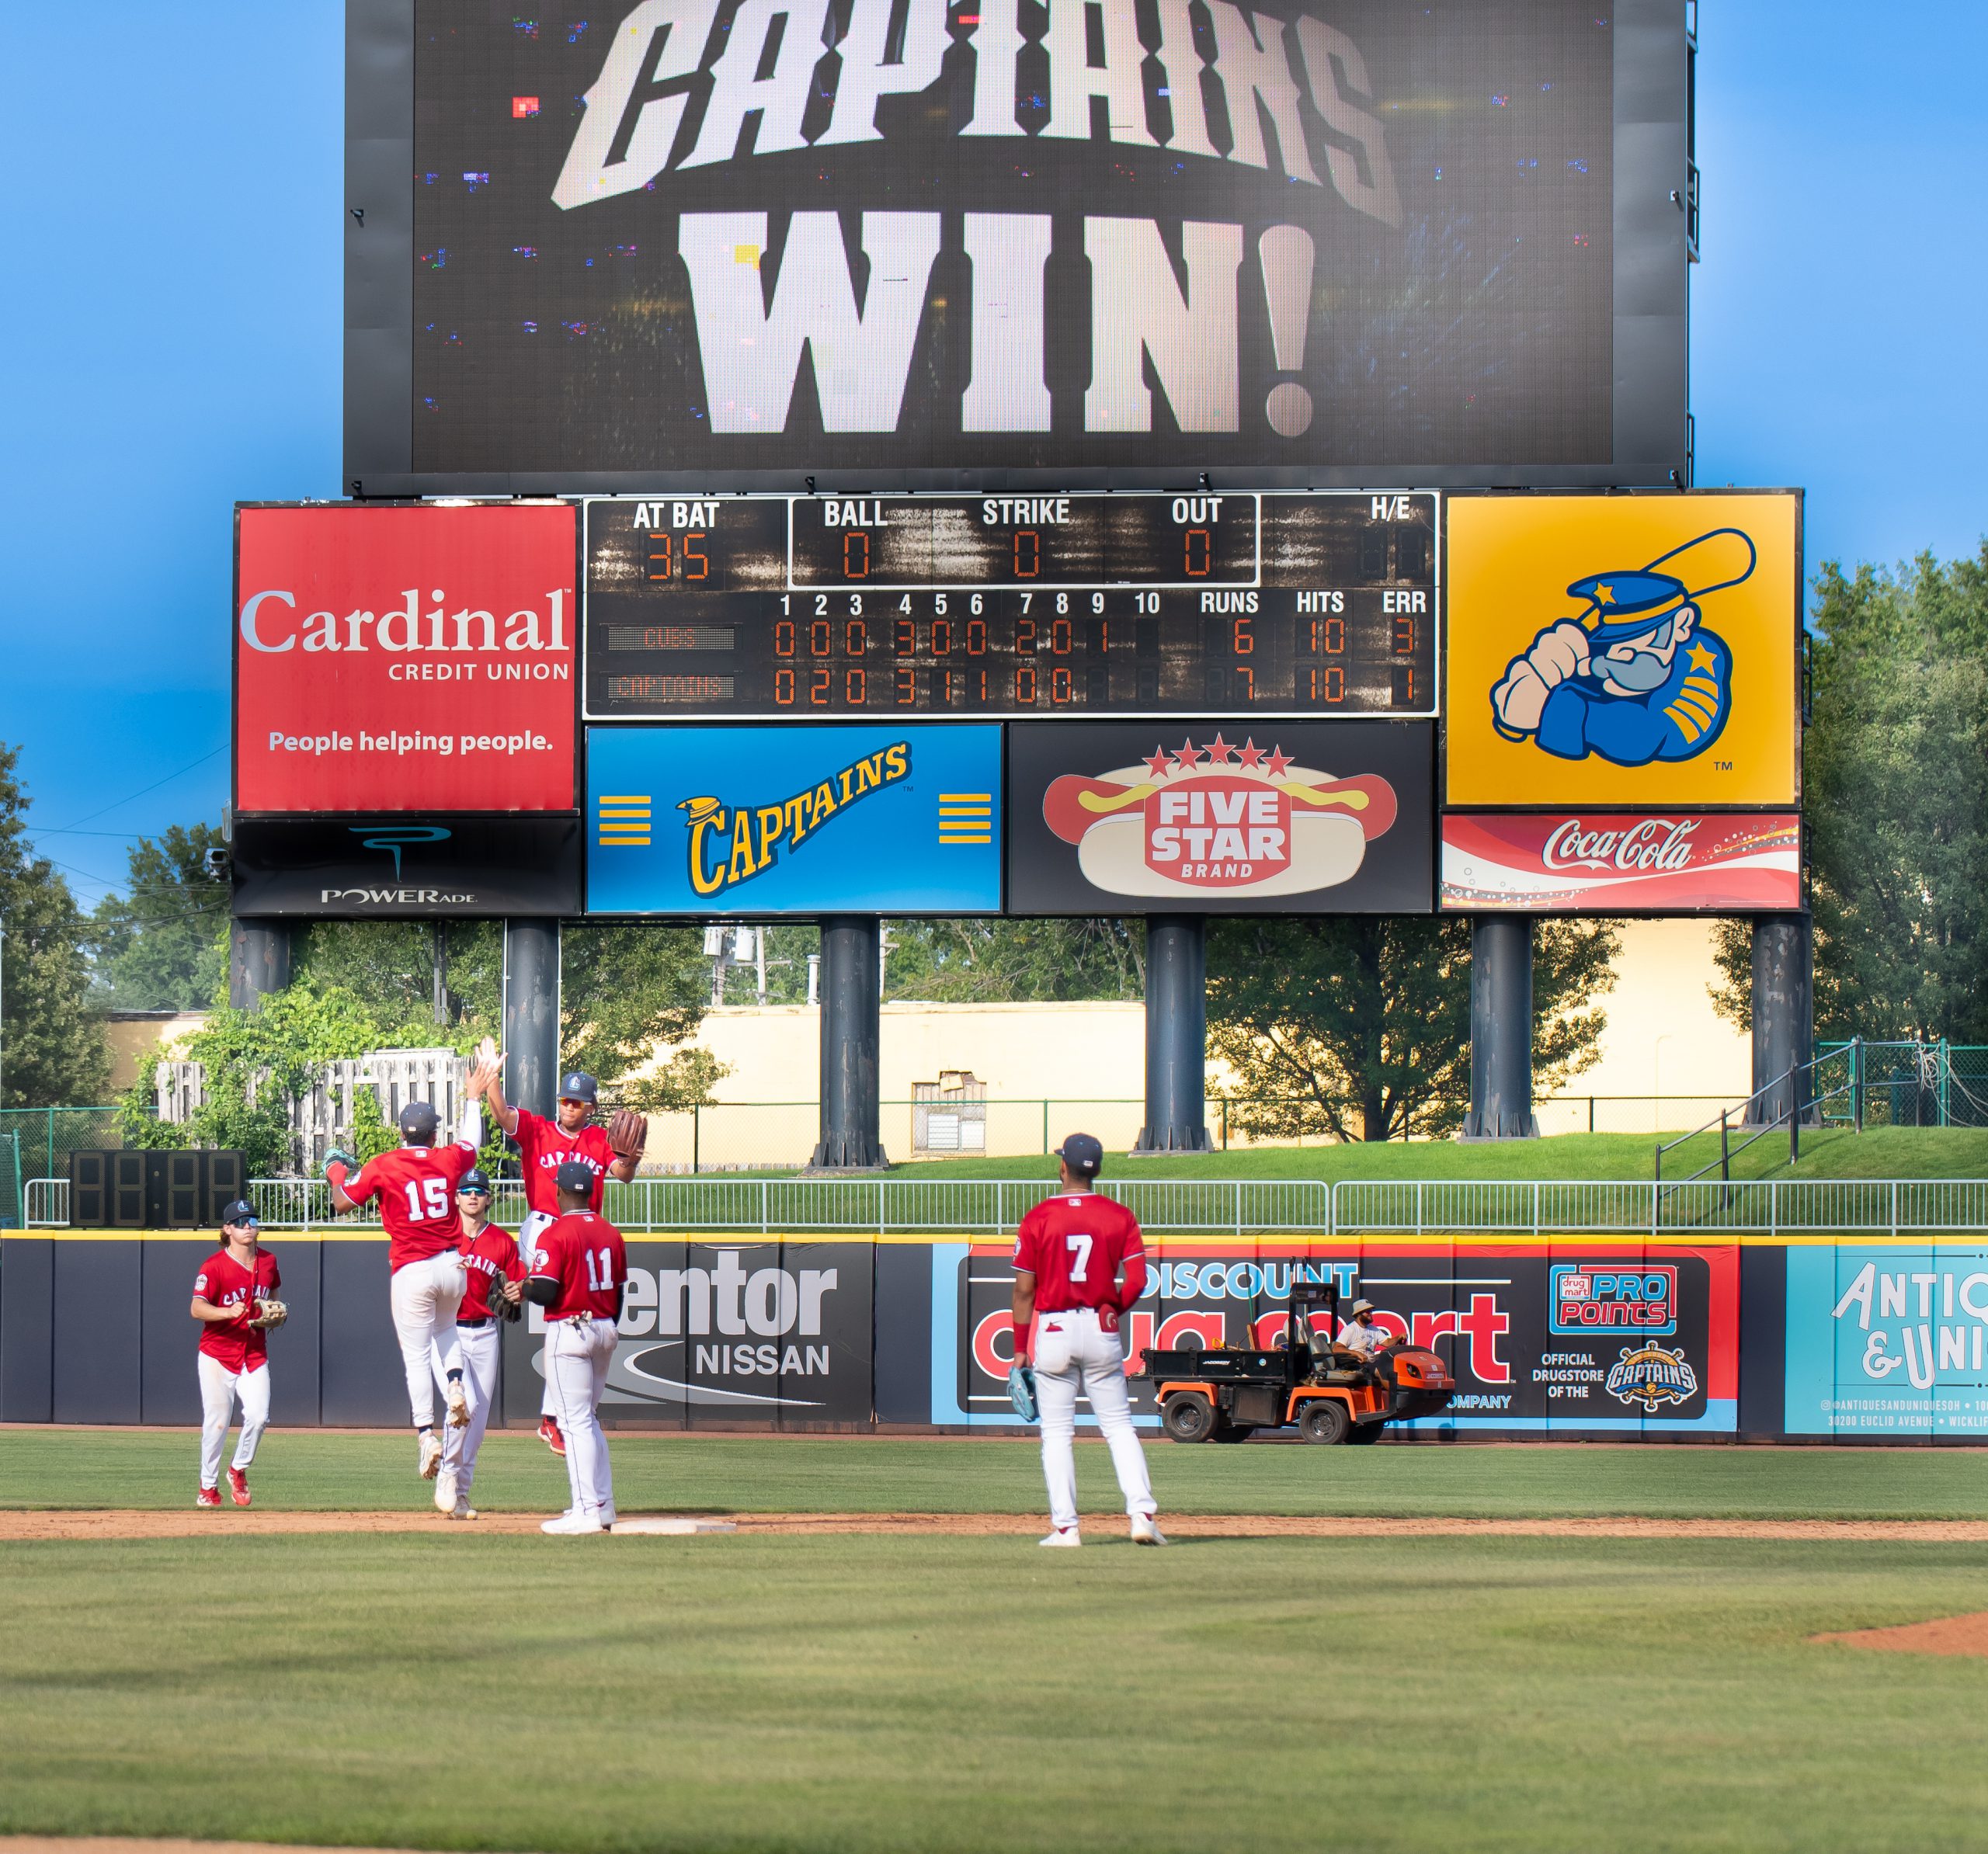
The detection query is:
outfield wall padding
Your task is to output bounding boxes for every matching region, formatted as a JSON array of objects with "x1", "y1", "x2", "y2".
[{"x1": 5, "y1": 1229, "x2": 1986, "y2": 1441}]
